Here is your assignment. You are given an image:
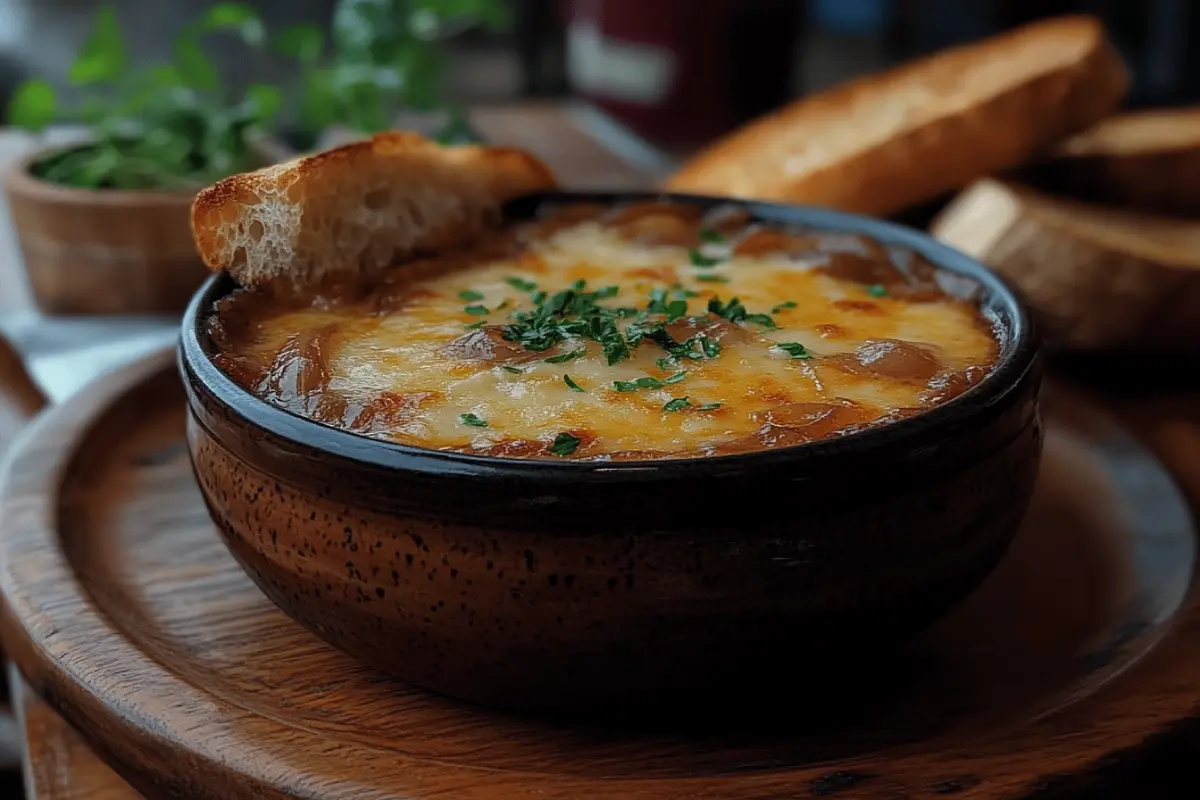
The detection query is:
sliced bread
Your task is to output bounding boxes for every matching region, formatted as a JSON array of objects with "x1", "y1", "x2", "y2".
[
  {"x1": 191, "y1": 132, "x2": 559, "y2": 287},
  {"x1": 931, "y1": 179, "x2": 1200, "y2": 351},
  {"x1": 664, "y1": 15, "x2": 1127, "y2": 217},
  {"x1": 1025, "y1": 106, "x2": 1200, "y2": 217}
]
